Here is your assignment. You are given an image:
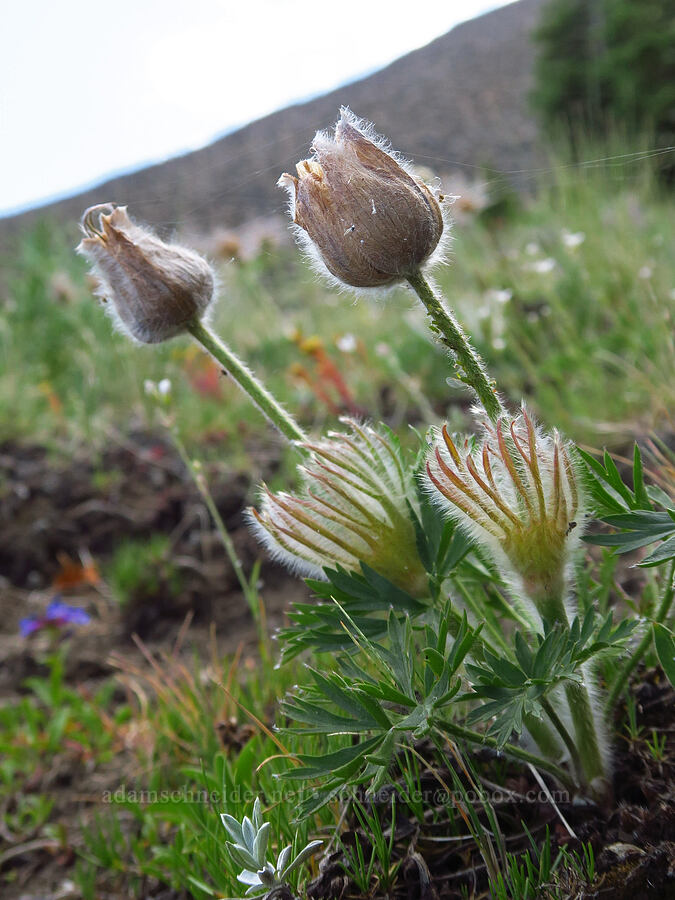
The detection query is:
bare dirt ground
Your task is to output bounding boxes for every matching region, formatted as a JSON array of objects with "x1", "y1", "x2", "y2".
[{"x1": 0, "y1": 433, "x2": 308, "y2": 898}]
